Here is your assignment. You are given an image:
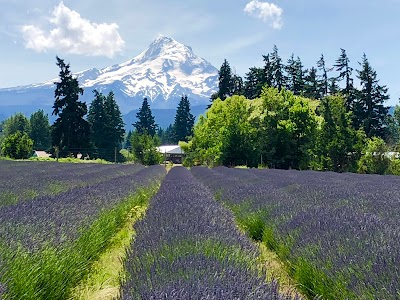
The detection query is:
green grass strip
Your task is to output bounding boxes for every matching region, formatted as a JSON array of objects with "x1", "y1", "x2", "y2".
[{"x1": 1, "y1": 183, "x2": 160, "y2": 300}]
